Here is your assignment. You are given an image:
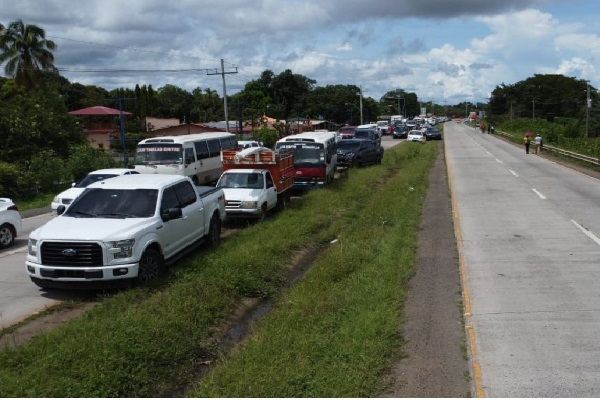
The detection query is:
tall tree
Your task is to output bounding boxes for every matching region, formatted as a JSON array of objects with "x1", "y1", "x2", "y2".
[{"x1": 0, "y1": 19, "x2": 57, "y2": 90}]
